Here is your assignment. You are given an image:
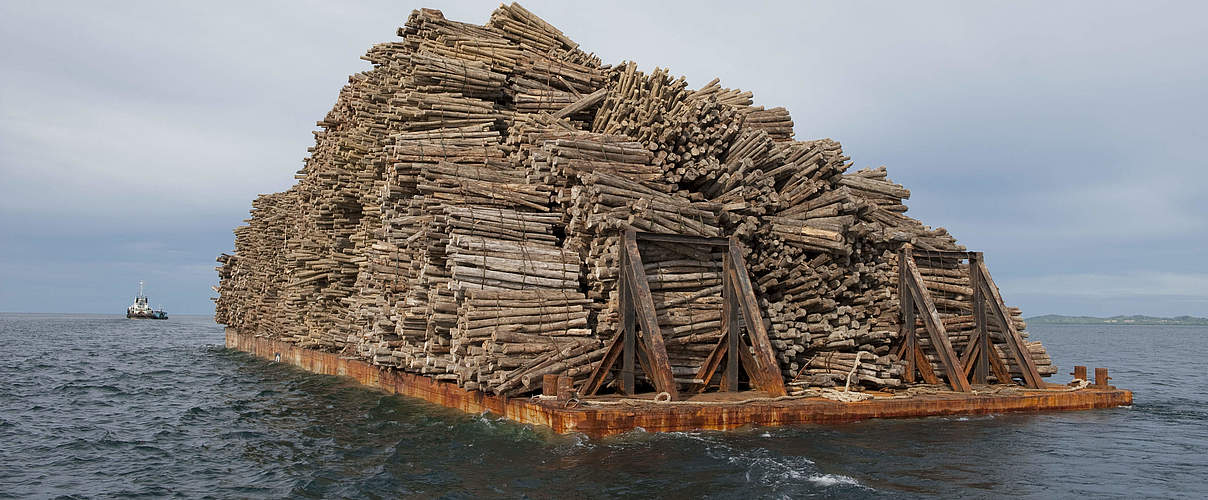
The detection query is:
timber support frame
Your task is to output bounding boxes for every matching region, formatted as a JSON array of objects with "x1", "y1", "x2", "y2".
[
  {"x1": 898, "y1": 244, "x2": 1044, "y2": 391},
  {"x1": 582, "y1": 230, "x2": 786, "y2": 399}
]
